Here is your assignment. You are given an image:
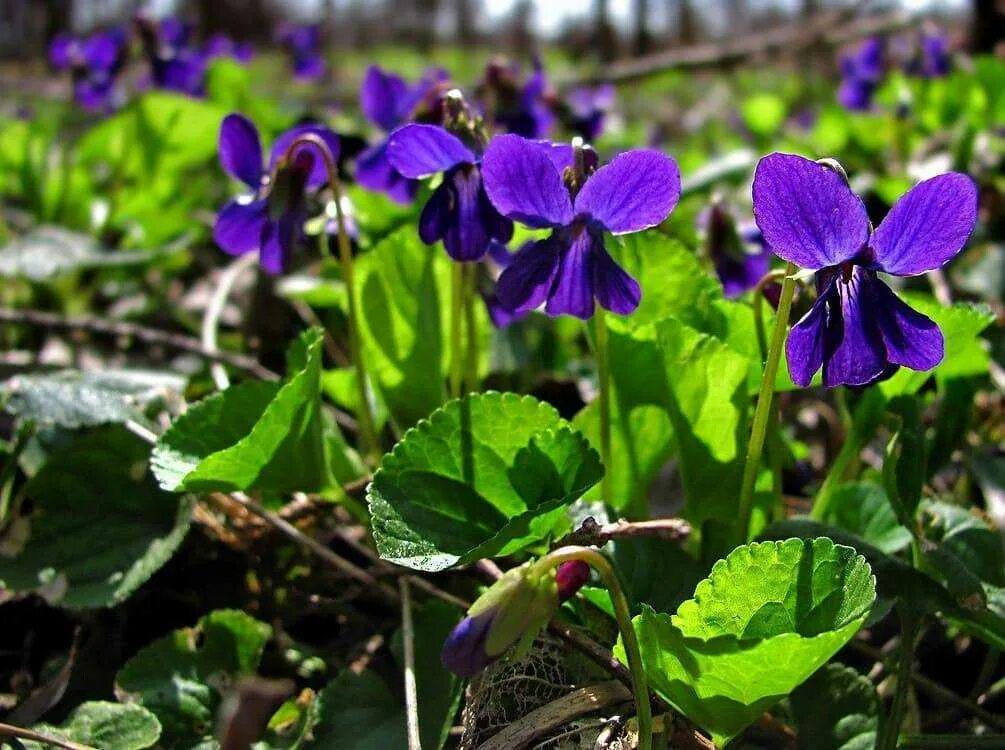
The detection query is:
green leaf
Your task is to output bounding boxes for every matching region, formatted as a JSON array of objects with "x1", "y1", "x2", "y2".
[
  {"x1": 741, "y1": 93, "x2": 787, "y2": 138},
  {"x1": 0, "y1": 226, "x2": 180, "y2": 281},
  {"x1": 26, "y1": 702, "x2": 162, "y2": 750},
  {"x1": 369, "y1": 392, "x2": 602, "y2": 571},
  {"x1": 655, "y1": 316, "x2": 750, "y2": 530},
  {"x1": 883, "y1": 396, "x2": 925, "y2": 525},
  {"x1": 0, "y1": 427, "x2": 193, "y2": 608},
  {"x1": 2, "y1": 369, "x2": 185, "y2": 429},
  {"x1": 922, "y1": 500, "x2": 1005, "y2": 587},
  {"x1": 391, "y1": 600, "x2": 464, "y2": 749},
  {"x1": 820, "y1": 483, "x2": 912, "y2": 555},
  {"x1": 310, "y1": 670, "x2": 407, "y2": 749},
  {"x1": 354, "y1": 226, "x2": 450, "y2": 429},
  {"x1": 789, "y1": 664, "x2": 879, "y2": 750},
  {"x1": 612, "y1": 537, "x2": 707, "y2": 615},
  {"x1": 617, "y1": 538, "x2": 875, "y2": 747},
  {"x1": 151, "y1": 328, "x2": 329, "y2": 493},
  {"x1": 115, "y1": 610, "x2": 272, "y2": 750}
]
